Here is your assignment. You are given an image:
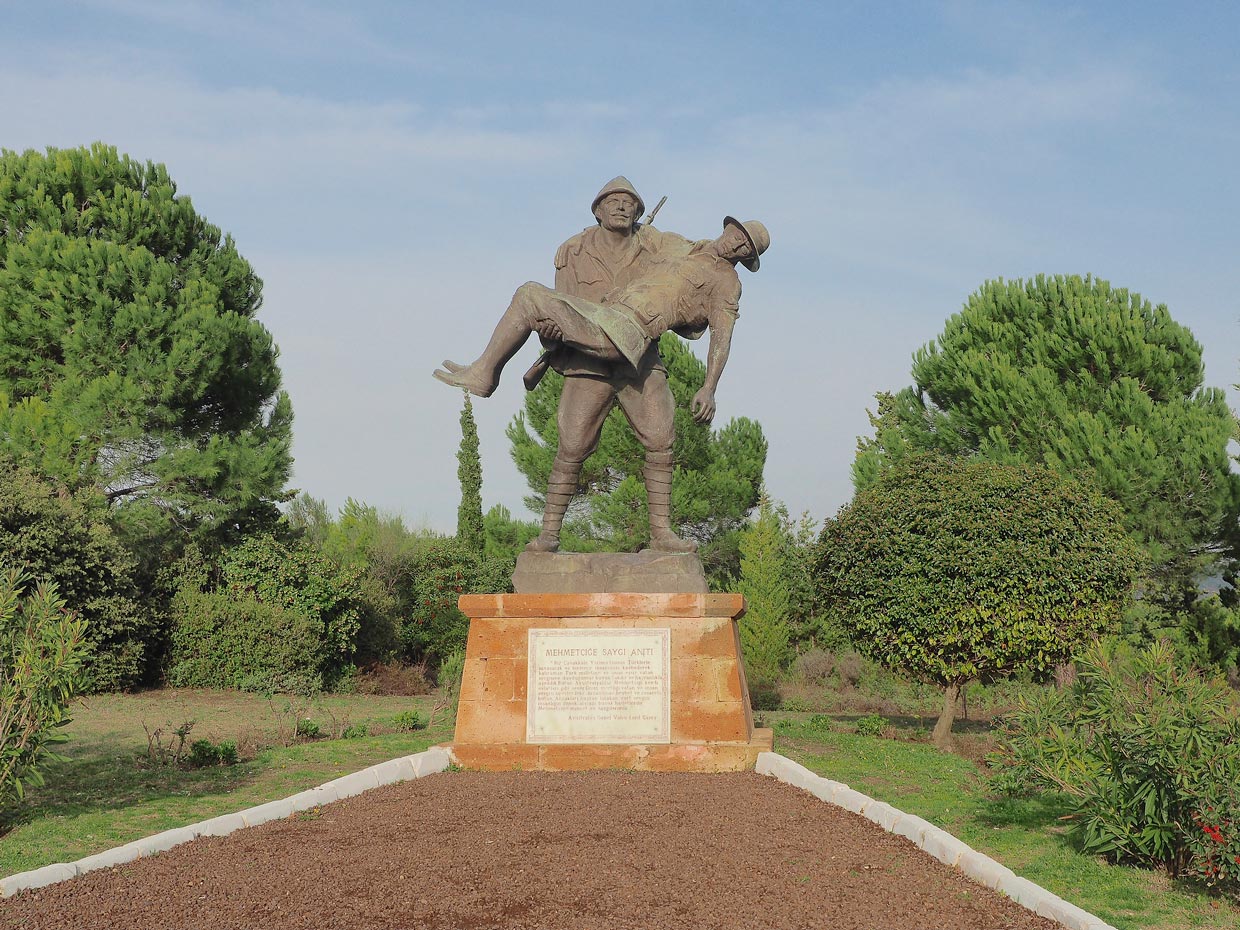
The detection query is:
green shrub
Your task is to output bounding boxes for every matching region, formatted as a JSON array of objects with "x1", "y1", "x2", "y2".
[
  {"x1": 295, "y1": 718, "x2": 321, "y2": 739},
  {"x1": 219, "y1": 535, "x2": 362, "y2": 672},
  {"x1": 0, "y1": 456, "x2": 150, "y2": 690},
  {"x1": 168, "y1": 590, "x2": 325, "y2": 692},
  {"x1": 341, "y1": 723, "x2": 369, "y2": 739},
  {"x1": 817, "y1": 454, "x2": 1138, "y2": 746},
  {"x1": 402, "y1": 537, "x2": 513, "y2": 666},
  {"x1": 781, "y1": 695, "x2": 812, "y2": 713},
  {"x1": 390, "y1": 710, "x2": 425, "y2": 732},
  {"x1": 217, "y1": 740, "x2": 238, "y2": 765},
  {"x1": 188, "y1": 739, "x2": 219, "y2": 767},
  {"x1": 989, "y1": 640, "x2": 1240, "y2": 898},
  {"x1": 748, "y1": 678, "x2": 781, "y2": 711},
  {"x1": 0, "y1": 568, "x2": 90, "y2": 812},
  {"x1": 854, "y1": 714, "x2": 888, "y2": 737}
]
